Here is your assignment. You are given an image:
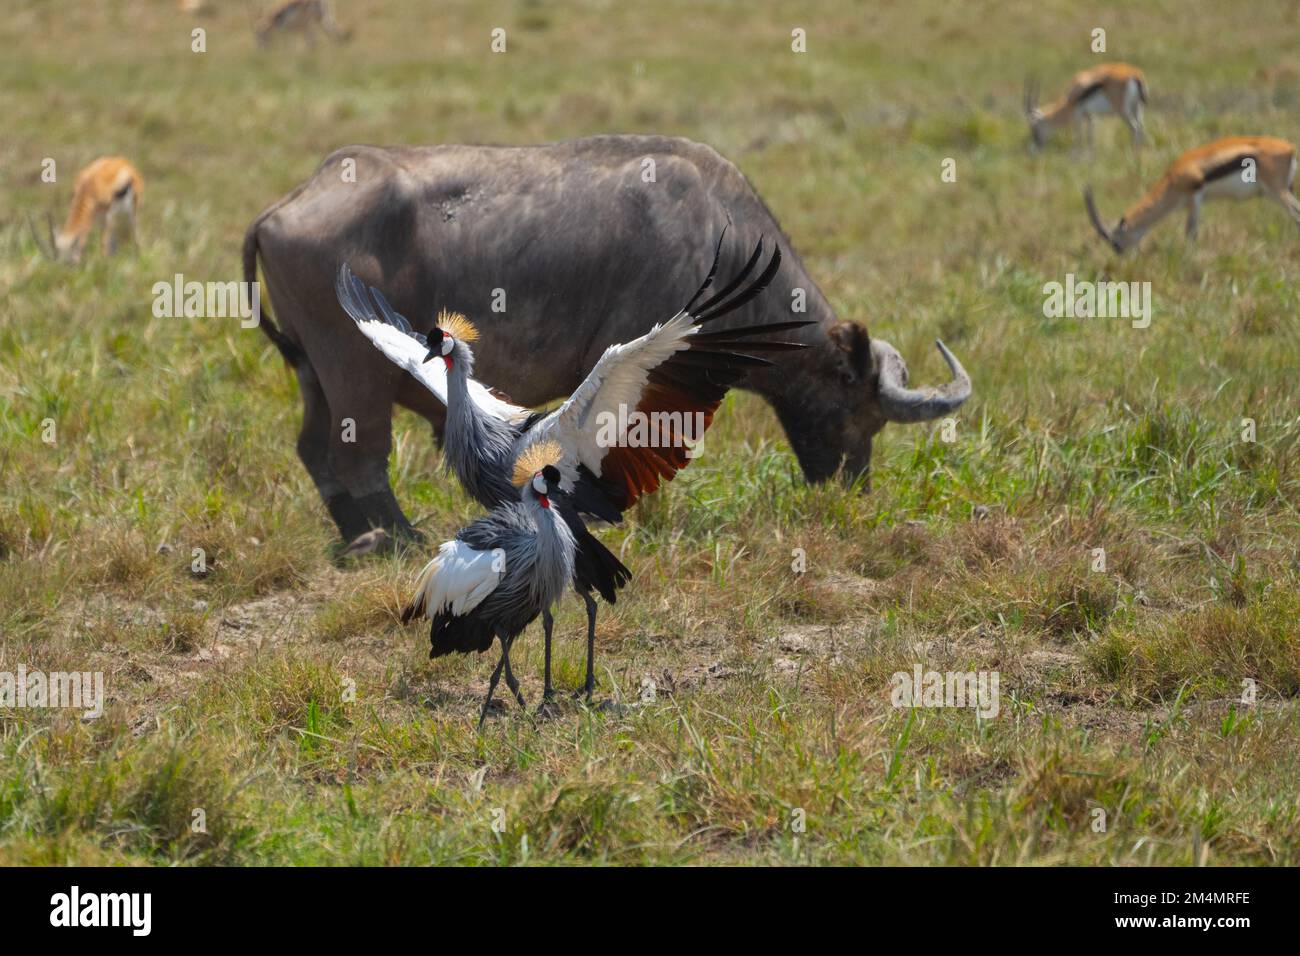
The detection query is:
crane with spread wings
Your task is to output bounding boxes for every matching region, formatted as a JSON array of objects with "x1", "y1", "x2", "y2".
[{"x1": 336, "y1": 234, "x2": 809, "y2": 705}]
